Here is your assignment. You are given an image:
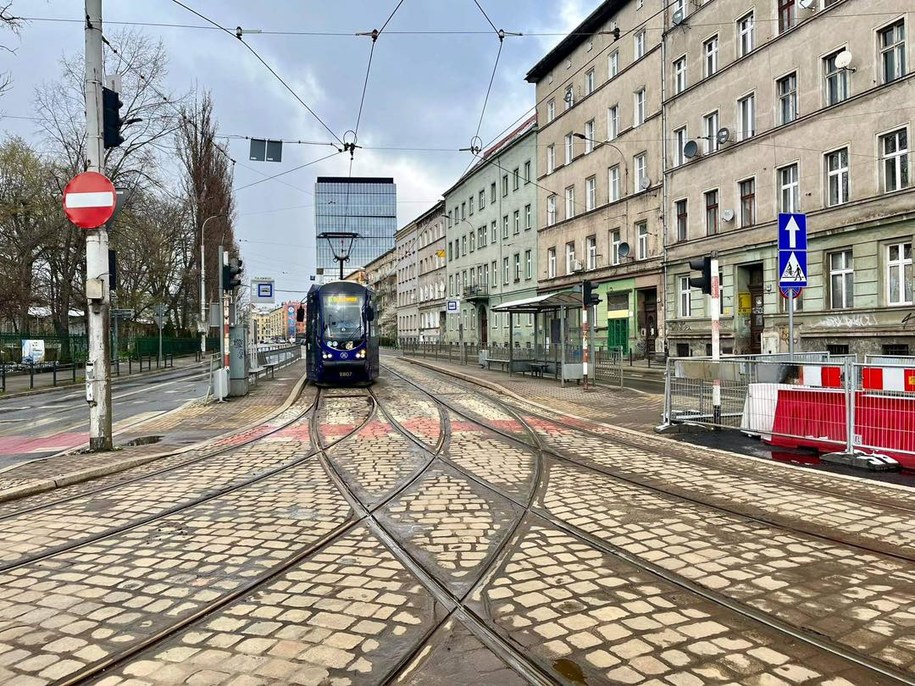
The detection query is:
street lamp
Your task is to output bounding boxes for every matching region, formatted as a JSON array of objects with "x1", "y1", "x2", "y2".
[
  {"x1": 200, "y1": 214, "x2": 226, "y2": 354},
  {"x1": 573, "y1": 133, "x2": 629, "y2": 196}
]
